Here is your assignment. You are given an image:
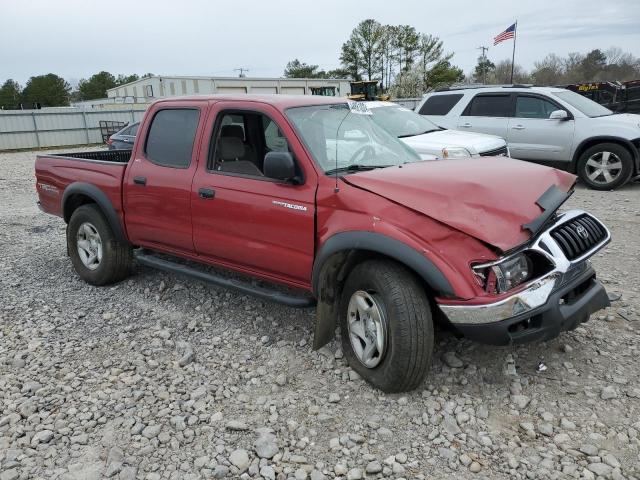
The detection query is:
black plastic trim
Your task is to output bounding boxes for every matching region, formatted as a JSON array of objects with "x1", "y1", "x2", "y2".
[
  {"x1": 312, "y1": 231, "x2": 455, "y2": 297},
  {"x1": 62, "y1": 182, "x2": 129, "y2": 244},
  {"x1": 453, "y1": 265, "x2": 609, "y2": 346},
  {"x1": 523, "y1": 184, "x2": 573, "y2": 235},
  {"x1": 135, "y1": 250, "x2": 316, "y2": 308}
]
